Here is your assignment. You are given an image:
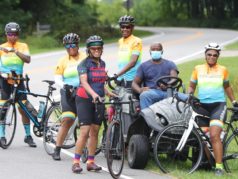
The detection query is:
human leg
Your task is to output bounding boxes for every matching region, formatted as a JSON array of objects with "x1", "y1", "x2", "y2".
[
  {"x1": 87, "y1": 124, "x2": 102, "y2": 171},
  {"x1": 140, "y1": 89, "x2": 167, "y2": 109}
]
